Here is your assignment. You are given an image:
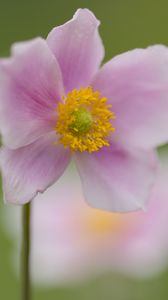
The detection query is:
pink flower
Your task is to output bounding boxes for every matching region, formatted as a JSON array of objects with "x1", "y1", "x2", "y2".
[
  {"x1": 0, "y1": 8, "x2": 168, "y2": 211},
  {"x1": 5, "y1": 153, "x2": 168, "y2": 284}
]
